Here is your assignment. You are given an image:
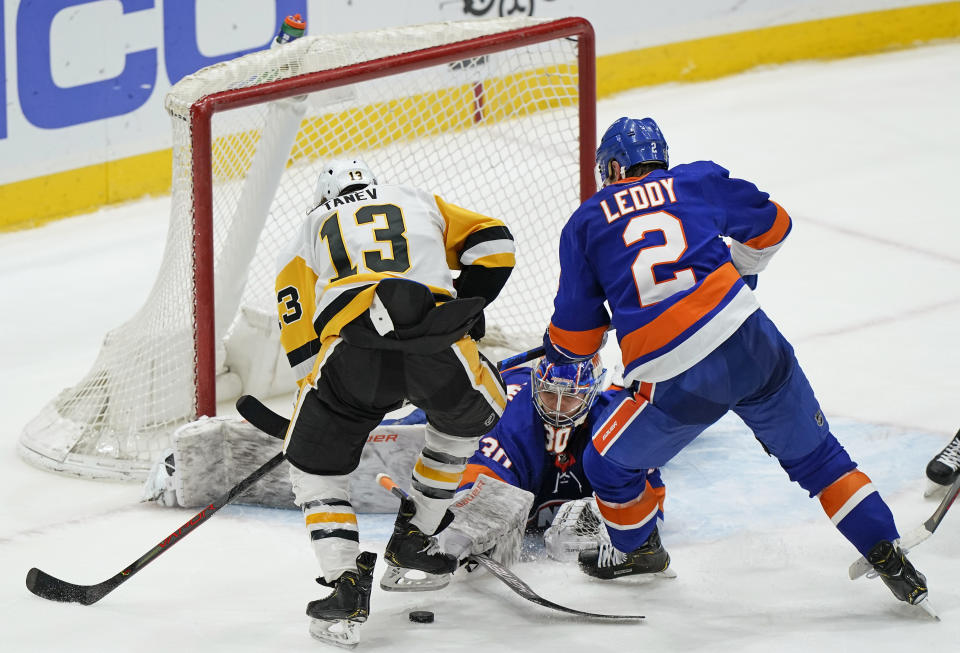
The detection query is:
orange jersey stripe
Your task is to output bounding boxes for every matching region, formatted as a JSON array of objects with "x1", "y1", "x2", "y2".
[
  {"x1": 619, "y1": 262, "x2": 740, "y2": 363},
  {"x1": 818, "y1": 470, "x2": 872, "y2": 518},
  {"x1": 595, "y1": 480, "x2": 660, "y2": 529},
  {"x1": 459, "y1": 463, "x2": 504, "y2": 489},
  {"x1": 744, "y1": 201, "x2": 791, "y2": 249},
  {"x1": 549, "y1": 322, "x2": 608, "y2": 357},
  {"x1": 649, "y1": 483, "x2": 666, "y2": 514}
]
